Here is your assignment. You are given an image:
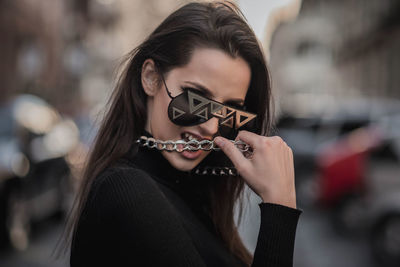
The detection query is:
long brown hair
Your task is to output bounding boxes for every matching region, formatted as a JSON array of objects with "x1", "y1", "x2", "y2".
[{"x1": 64, "y1": 1, "x2": 272, "y2": 266}]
